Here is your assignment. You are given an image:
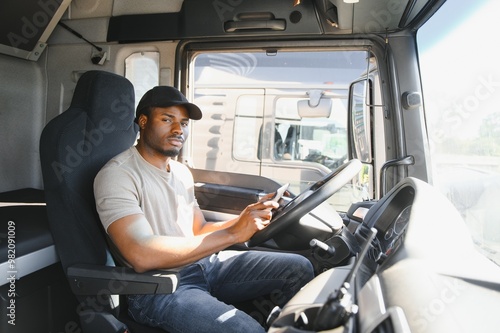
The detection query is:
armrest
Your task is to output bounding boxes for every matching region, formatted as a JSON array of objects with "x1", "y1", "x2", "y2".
[{"x1": 67, "y1": 264, "x2": 179, "y2": 295}]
